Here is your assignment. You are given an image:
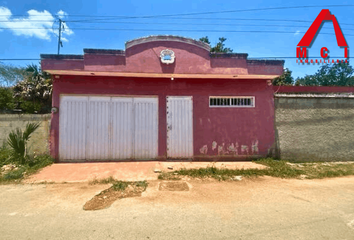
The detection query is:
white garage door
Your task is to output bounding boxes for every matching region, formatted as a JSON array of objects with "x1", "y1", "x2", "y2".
[{"x1": 59, "y1": 95, "x2": 158, "y2": 161}]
